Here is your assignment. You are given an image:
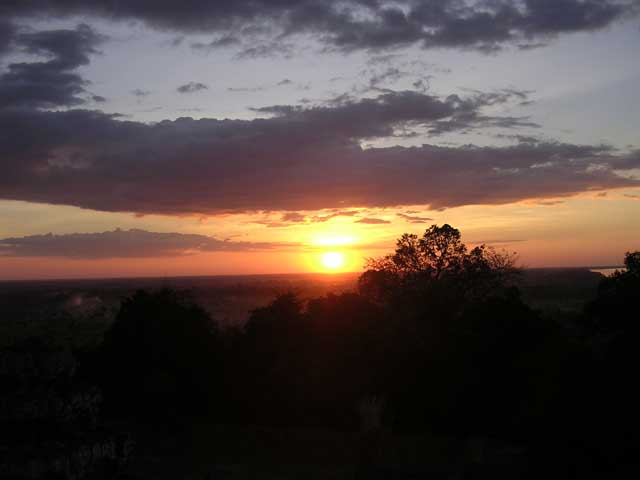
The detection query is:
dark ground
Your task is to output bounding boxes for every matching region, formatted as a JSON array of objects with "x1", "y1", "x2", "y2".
[{"x1": 0, "y1": 267, "x2": 625, "y2": 479}]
